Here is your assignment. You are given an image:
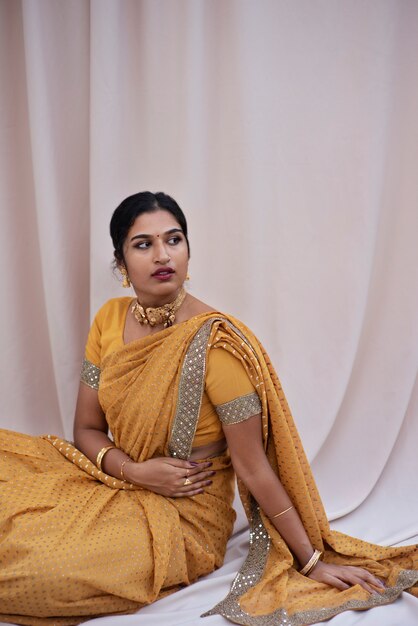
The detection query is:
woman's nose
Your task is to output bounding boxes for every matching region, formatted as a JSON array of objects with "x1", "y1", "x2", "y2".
[{"x1": 154, "y1": 240, "x2": 171, "y2": 264}]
